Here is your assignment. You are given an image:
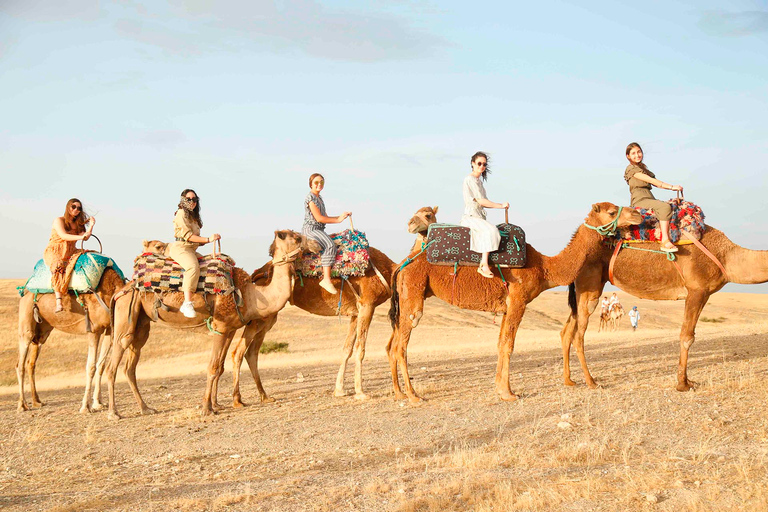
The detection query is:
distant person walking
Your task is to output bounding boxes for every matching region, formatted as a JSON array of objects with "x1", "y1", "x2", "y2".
[{"x1": 629, "y1": 306, "x2": 640, "y2": 331}]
